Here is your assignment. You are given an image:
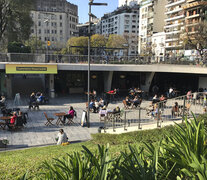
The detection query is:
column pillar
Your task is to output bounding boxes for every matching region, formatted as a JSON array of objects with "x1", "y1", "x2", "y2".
[
  {"x1": 49, "y1": 74, "x2": 55, "y2": 98},
  {"x1": 141, "y1": 72, "x2": 155, "y2": 92},
  {"x1": 104, "y1": 71, "x2": 113, "y2": 92}
]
